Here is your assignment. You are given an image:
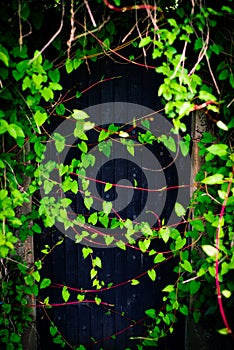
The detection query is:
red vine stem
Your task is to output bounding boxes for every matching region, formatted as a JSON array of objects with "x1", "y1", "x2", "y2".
[
  {"x1": 215, "y1": 169, "x2": 233, "y2": 334},
  {"x1": 70, "y1": 171, "x2": 191, "y2": 193},
  {"x1": 102, "y1": 0, "x2": 157, "y2": 12}
]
